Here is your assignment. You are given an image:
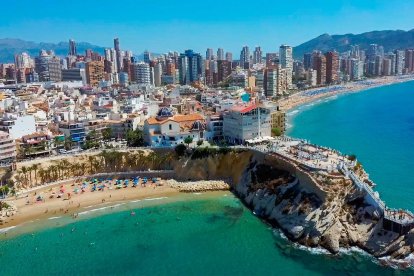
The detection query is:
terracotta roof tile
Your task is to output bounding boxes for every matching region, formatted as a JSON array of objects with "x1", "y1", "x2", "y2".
[{"x1": 146, "y1": 114, "x2": 204, "y2": 125}]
